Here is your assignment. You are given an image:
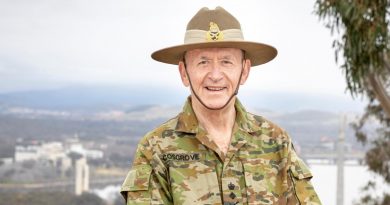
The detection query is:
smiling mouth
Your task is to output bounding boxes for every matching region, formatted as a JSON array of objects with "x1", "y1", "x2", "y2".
[{"x1": 205, "y1": 86, "x2": 226, "y2": 91}]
